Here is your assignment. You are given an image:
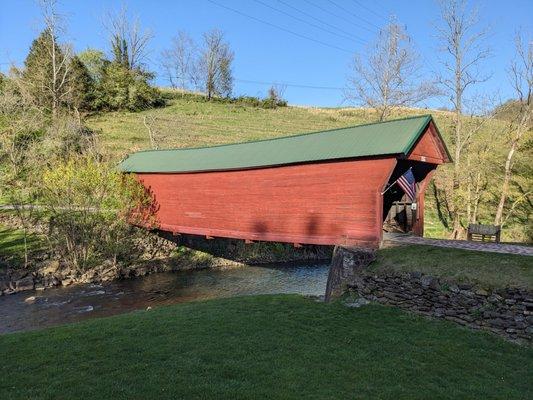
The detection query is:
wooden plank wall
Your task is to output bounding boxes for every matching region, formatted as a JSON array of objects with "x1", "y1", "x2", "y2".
[{"x1": 137, "y1": 158, "x2": 397, "y2": 248}]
